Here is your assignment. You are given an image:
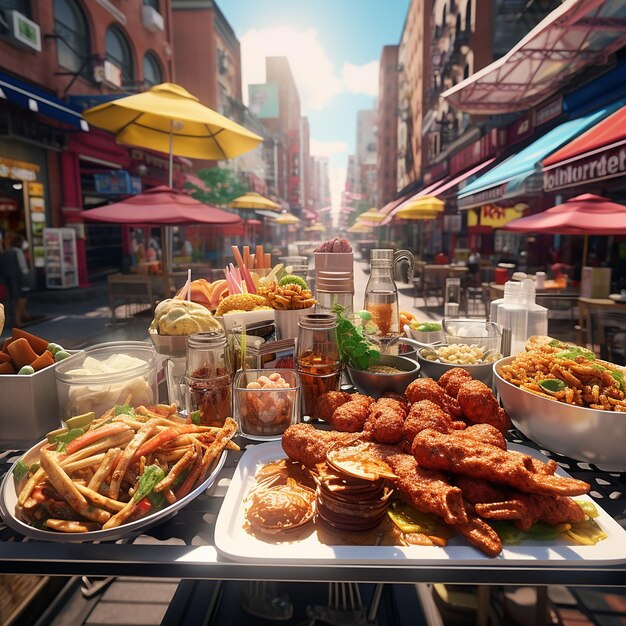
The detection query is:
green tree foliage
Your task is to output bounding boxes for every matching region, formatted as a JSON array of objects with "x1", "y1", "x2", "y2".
[{"x1": 184, "y1": 167, "x2": 247, "y2": 206}]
